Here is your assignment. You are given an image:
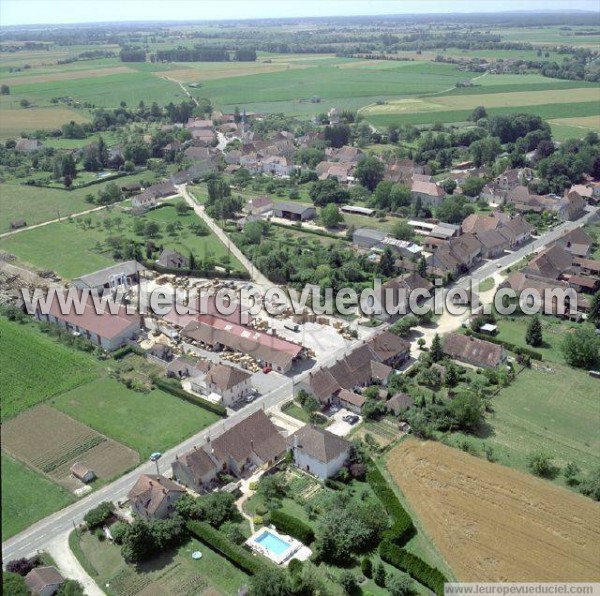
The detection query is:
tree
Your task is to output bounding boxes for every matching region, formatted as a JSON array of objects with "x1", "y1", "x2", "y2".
[
  {"x1": 57, "y1": 579, "x2": 86, "y2": 596},
  {"x1": 0, "y1": 84, "x2": 10, "y2": 95},
  {"x1": 320, "y1": 203, "x2": 343, "y2": 228},
  {"x1": 3, "y1": 572, "x2": 28, "y2": 596},
  {"x1": 430, "y1": 333, "x2": 443, "y2": 362},
  {"x1": 563, "y1": 462, "x2": 581, "y2": 486},
  {"x1": 449, "y1": 392, "x2": 483, "y2": 431},
  {"x1": 309, "y1": 178, "x2": 349, "y2": 206},
  {"x1": 528, "y1": 452, "x2": 555, "y2": 478},
  {"x1": 579, "y1": 468, "x2": 600, "y2": 501},
  {"x1": 339, "y1": 571, "x2": 359, "y2": 595},
  {"x1": 207, "y1": 177, "x2": 231, "y2": 204},
  {"x1": 6, "y1": 558, "x2": 34, "y2": 576},
  {"x1": 84, "y1": 501, "x2": 113, "y2": 529},
  {"x1": 561, "y1": 328, "x2": 600, "y2": 369},
  {"x1": 525, "y1": 315, "x2": 543, "y2": 347},
  {"x1": 444, "y1": 362, "x2": 459, "y2": 388},
  {"x1": 20, "y1": 98, "x2": 30, "y2": 108},
  {"x1": 61, "y1": 153, "x2": 77, "y2": 179},
  {"x1": 144, "y1": 221, "x2": 161, "y2": 239},
  {"x1": 417, "y1": 255, "x2": 427, "y2": 278},
  {"x1": 361, "y1": 557, "x2": 373, "y2": 578},
  {"x1": 589, "y1": 290, "x2": 600, "y2": 327},
  {"x1": 250, "y1": 567, "x2": 292, "y2": 596},
  {"x1": 470, "y1": 106, "x2": 487, "y2": 122},
  {"x1": 374, "y1": 562, "x2": 387, "y2": 586},
  {"x1": 378, "y1": 247, "x2": 395, "y2": 277},
  {"x1": 355, "y1": 156, "x2": 385, "y2": 192},
  {"x1": 386, "y1": 573, "x2": 414, "y2": 596},
  {"x1": 461, "y1": 176, "x2": 486, "y2": 198},
  {"x1": 390, "y1": 220, "x2": 414, "y2": 241},
  {"x1": 442, "y1": 179, "x2": 457, "y2": 195}
]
